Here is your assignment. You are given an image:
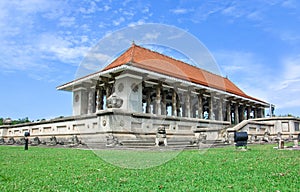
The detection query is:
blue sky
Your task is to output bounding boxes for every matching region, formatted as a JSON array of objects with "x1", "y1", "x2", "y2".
[{"x1": 0, "y1": 0, "x2": 299, "y2": 120}]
